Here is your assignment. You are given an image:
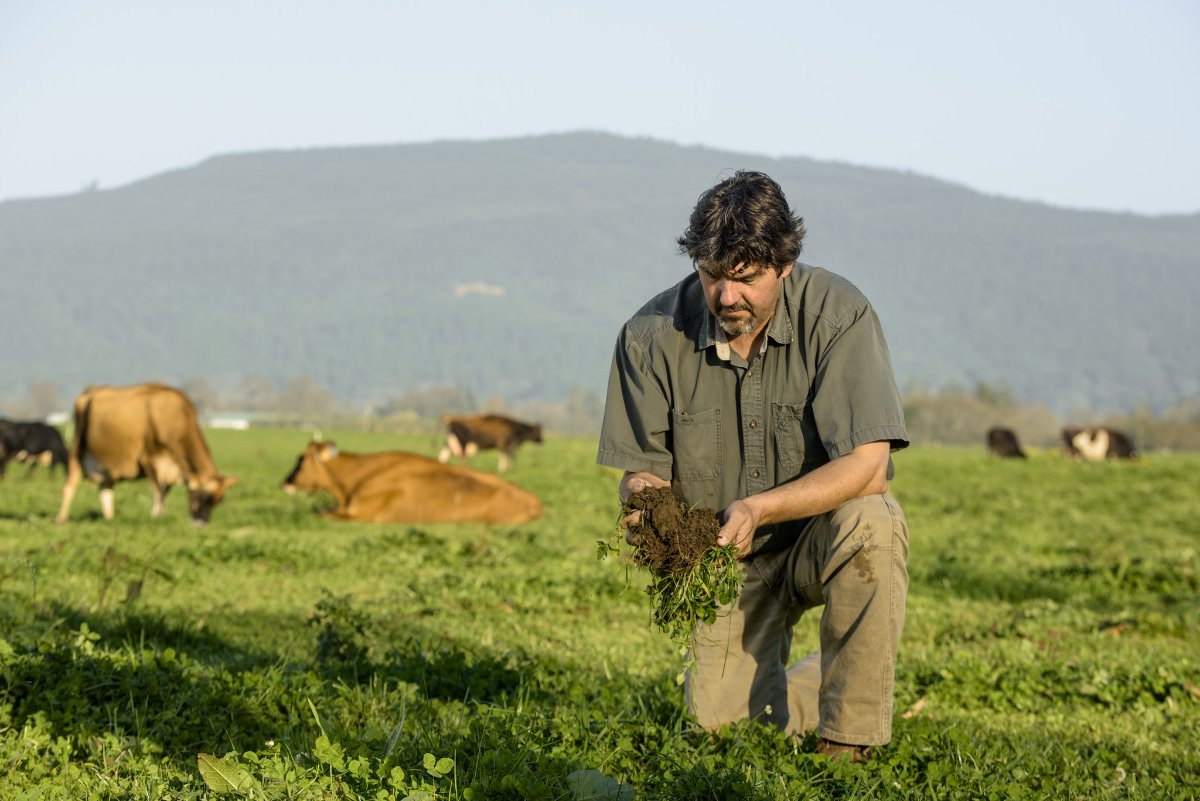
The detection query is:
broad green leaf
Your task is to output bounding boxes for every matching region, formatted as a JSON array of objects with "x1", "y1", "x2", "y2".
[
  {"x1": 567, "y1": 769, "x2": 634, "y2": 801},
  {"x1": 197, "y1": 753, "x2": 255, "y2": 794}
]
